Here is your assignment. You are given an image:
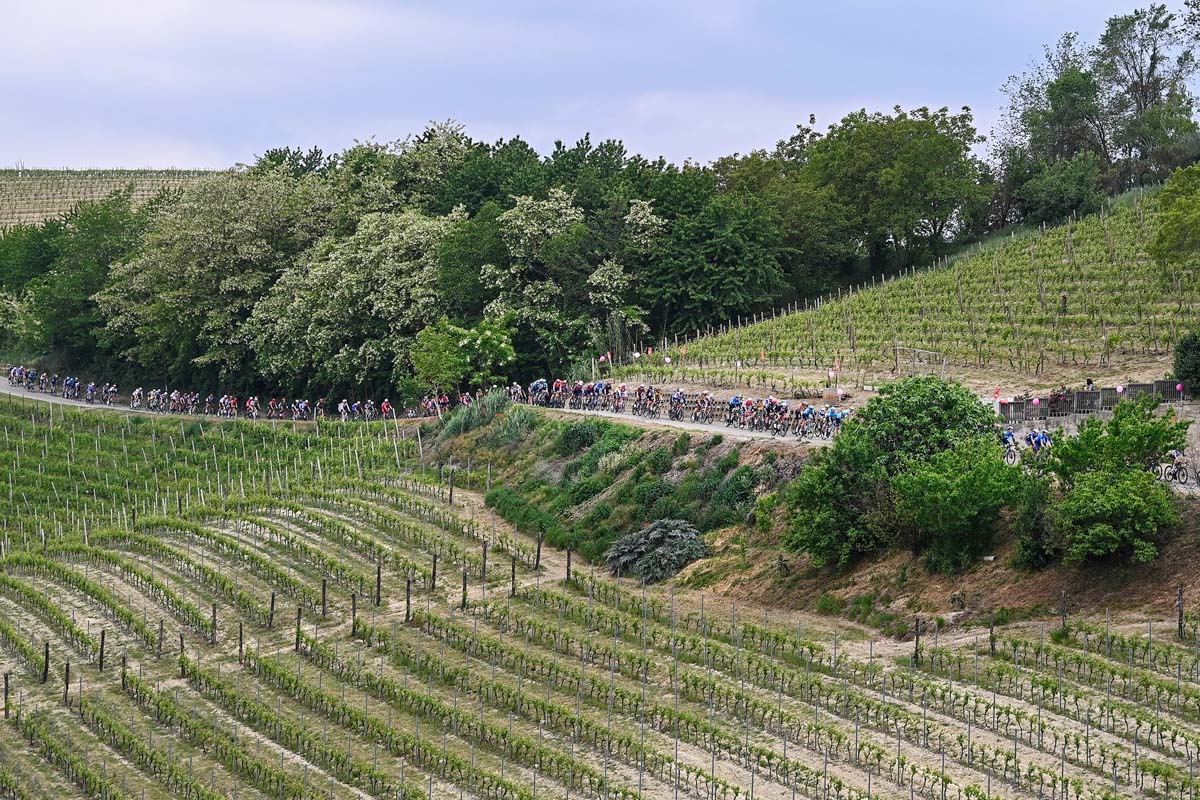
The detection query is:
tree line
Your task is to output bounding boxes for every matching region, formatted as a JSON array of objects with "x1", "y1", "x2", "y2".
[{"x1": 1, "y1": 2, "x2": 1199, "y2": 397}]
